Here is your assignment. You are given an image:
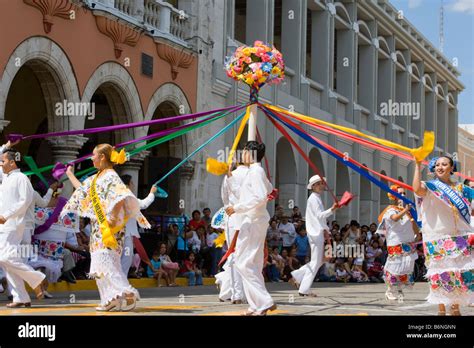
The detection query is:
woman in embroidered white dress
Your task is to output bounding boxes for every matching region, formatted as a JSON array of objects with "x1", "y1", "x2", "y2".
[
  {"x1": 62, "y1": 144, "x2": 150, "y2": 311},
  {"x1": 413, "y1": 156, "x2": 474, "y2": 316},
  {"x1": 378, "y1": 185, "x2": 421, "y2": 302}
]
